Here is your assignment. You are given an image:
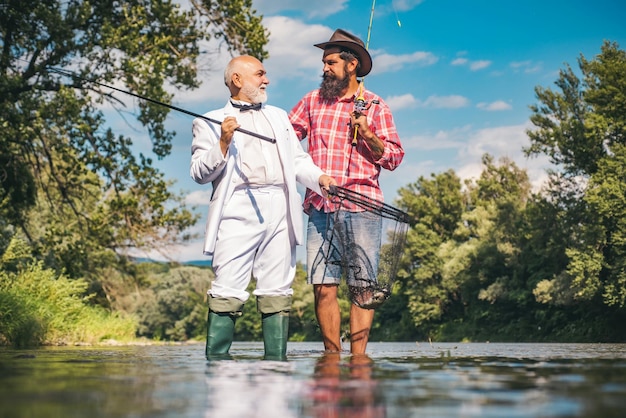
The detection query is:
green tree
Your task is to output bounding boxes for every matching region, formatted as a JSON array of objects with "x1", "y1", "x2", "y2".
[
  {"x1": 134, "y1": 264, "x2": 211, "y2": 341},
  {"x1": 526, "y1": 41, "x2": 626, "y2": 309},
  {"x1": 0, "y1": 0, "x2": 268, "y2": 298},
  {"x1": 290, "y1": 263, "x2": 320, "y2": 341},
  {"x1": 396, "y1": 170, "x2": 465, "y2": 335},
  {"x1": 396, "y1": 156, "x2": 545, "y2": 341}
]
